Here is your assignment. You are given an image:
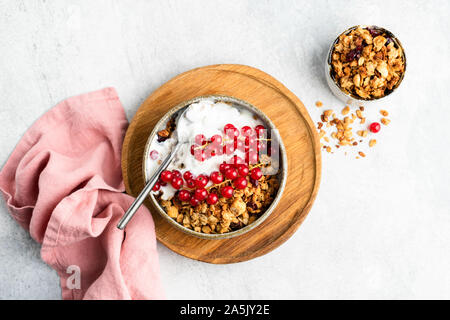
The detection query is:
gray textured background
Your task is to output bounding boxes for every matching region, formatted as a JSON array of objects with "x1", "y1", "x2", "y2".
[{"x1": 1, "y1": 0, "x2": 449, "y2": 299}]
